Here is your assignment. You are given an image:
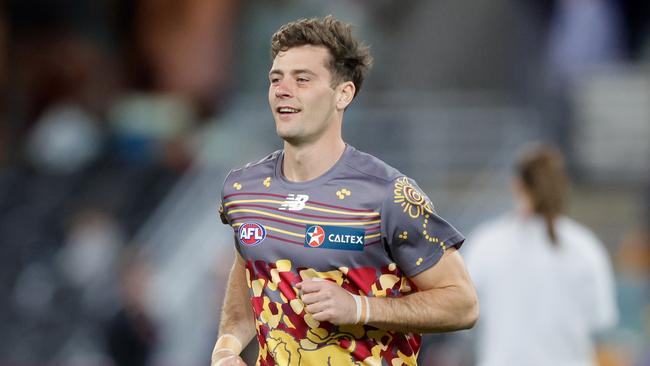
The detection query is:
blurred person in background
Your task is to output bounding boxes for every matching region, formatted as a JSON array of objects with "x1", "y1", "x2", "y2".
[
  {"x1": 465, "y1": 144, "x2": 618, "y2": 366},
  {"x1": 212, "y1": 16, "x2": 478, "y2": 366},
  {"x1": 109, "y1": 0, "x2": 240, "y2": 170},
  {"x1": 105, "y1": 249, "x2": 157, "y2": 366},
  {"x1": 118, "y1": 0, "x2": 238, "y2": 116}
]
